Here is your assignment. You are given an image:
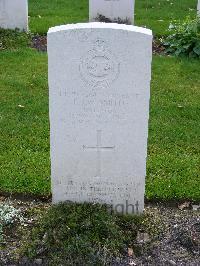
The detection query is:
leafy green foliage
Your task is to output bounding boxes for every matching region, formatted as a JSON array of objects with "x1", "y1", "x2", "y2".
[
  {"x1": 23, "y1": 202, "x2": 142, "y2": 265},
  {"x1": 164, "y1": 16, "x2": 200, "y2": 58},
  {"x1": 0, "y1": 28, "x2": 30, "y2": 51}
]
